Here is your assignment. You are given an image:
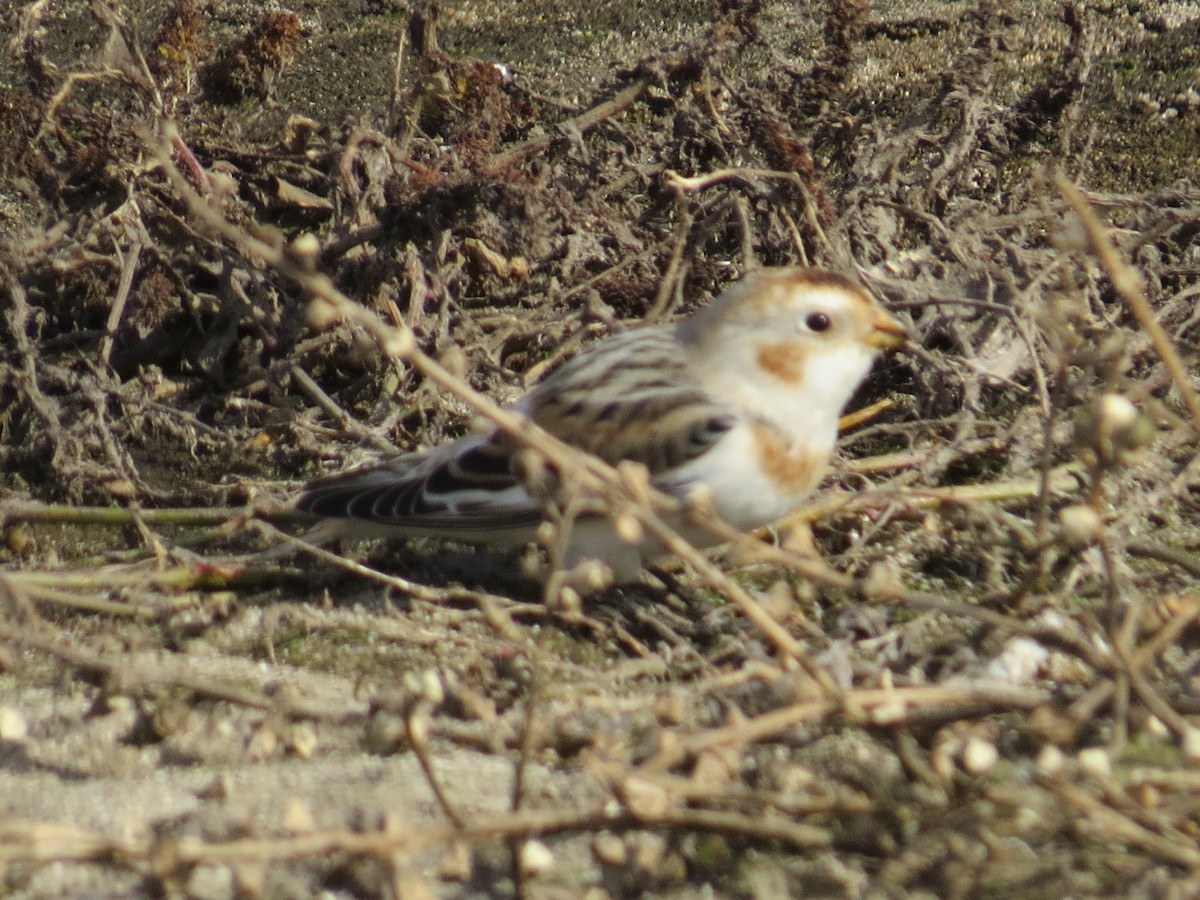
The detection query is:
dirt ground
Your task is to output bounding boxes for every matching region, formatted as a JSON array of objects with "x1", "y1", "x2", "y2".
[{"x1": 3, "y1": 0, "x2": 1200, "y2": 897}]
